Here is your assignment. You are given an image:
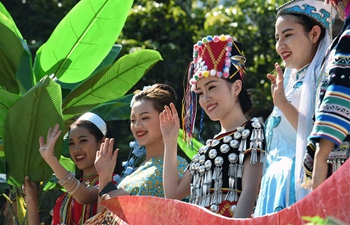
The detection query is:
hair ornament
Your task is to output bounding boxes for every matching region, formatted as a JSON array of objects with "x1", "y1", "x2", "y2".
[{"x1": 130, "y1": 85, "x2": 154, "y2": 107}]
